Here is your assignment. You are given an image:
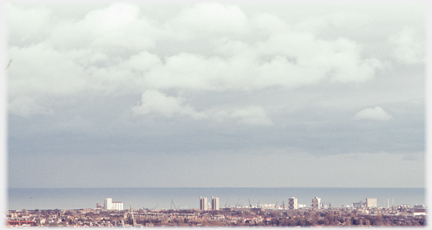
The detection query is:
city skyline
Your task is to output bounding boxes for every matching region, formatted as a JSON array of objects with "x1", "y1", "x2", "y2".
[{"x1": 5, "y1": 2, "x2": 426, "y2": 188}]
